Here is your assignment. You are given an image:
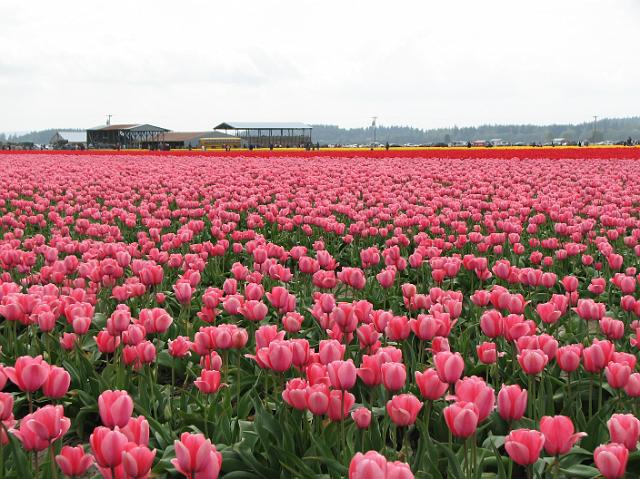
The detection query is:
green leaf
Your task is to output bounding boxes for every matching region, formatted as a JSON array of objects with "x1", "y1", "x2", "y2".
[
  {"x1": 559, "y1": 464, "x2": 600, "y2": 478},
  {"x1": 437, "y1": 442, "x2": 463, "y2": 479},
  {"x1": 6, "y1": 430, "x2": 32, "y2": 479}
]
